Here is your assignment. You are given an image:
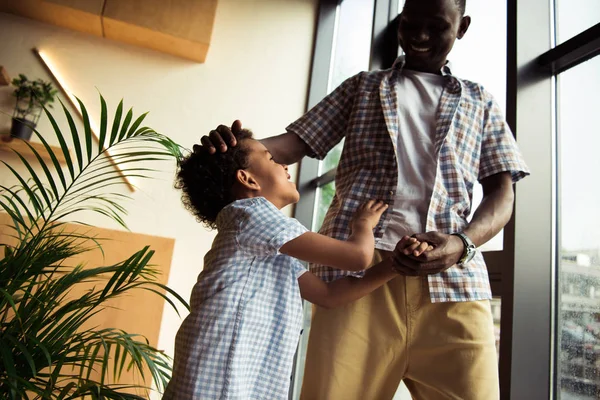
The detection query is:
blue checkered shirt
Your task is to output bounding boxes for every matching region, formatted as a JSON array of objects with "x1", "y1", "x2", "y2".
[
  {"x1": 163, "y1": 197, "x2": 308, "y2": 399},
  {"x1": 287, "y1": 56, "x2": 530, "y2": 303}
]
